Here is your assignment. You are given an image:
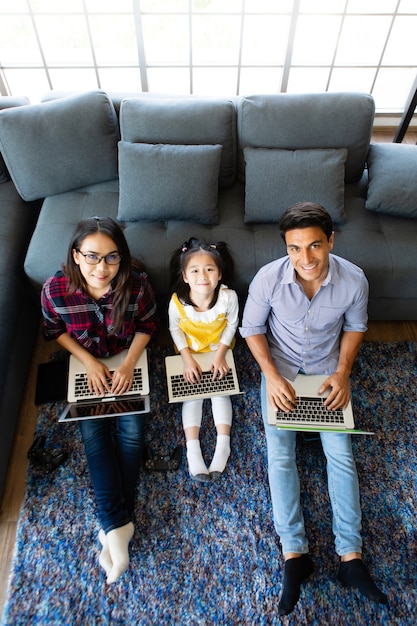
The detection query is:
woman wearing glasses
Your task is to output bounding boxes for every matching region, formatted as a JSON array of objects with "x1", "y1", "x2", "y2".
[{"x1": 41, "y1": 216, "x2": 158, "y2": 584}]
